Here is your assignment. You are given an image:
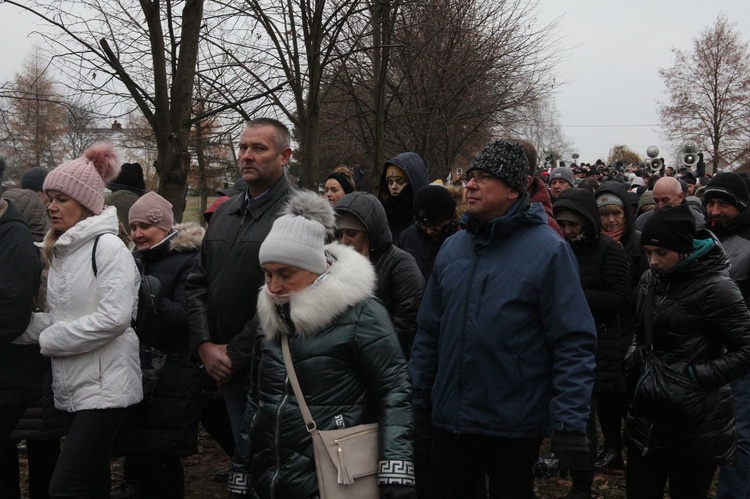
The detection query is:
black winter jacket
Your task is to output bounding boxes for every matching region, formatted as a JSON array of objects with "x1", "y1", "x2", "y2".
[
  {"x1": 553, "y1": 189, "x2": 631, "y2": 392},
  {"x1": 115, "y1": 223, "x2": 204, "y2": 458},
  {"x1": 708, "y1": 207, "x2": 750, "y2": 304},
  {"x1": 334, "y1": 192, "x2": 424, "y2": 357},
  {"x1": 626, "y1": 232, "x2": 750, "y2": 463},
  {"x1": 397, "y1": 220, "x2": 459, "y2": 282},
  {"x1": 186, "y1": 176, "x2": 292, "y2": 387},
  {"x1": 596, "y1": 181, "x2": 647, "y2": 392},
  {"x1": 242, "y1": 243, "x2": 414, "y2": 499},
  {"x1": 0, "y1": 201, "x2": 44, "y2": 407},
  {"x1": 596, "y1": 181, "x2": 646, "y2": 287}
]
